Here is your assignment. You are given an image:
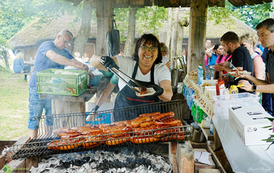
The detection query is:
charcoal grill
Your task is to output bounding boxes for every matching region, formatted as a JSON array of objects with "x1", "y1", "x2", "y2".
[{"x1": 9, "y1": 100, "x2": 191, "y2": 159}]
